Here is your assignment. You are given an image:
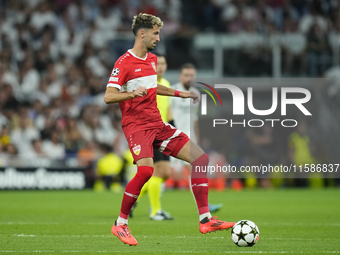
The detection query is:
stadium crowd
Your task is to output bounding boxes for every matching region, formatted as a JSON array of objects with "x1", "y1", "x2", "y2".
[
  {"x1": 0, "y1": 0, "x2": 339, "y2": 187},
  {"x1": 199, "y1": 0, "x2": 340, "y2": 76}
]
